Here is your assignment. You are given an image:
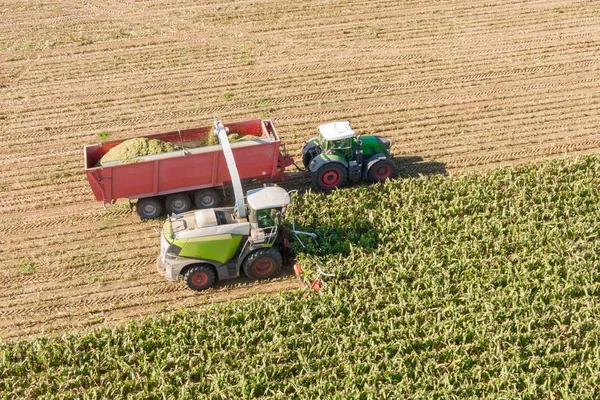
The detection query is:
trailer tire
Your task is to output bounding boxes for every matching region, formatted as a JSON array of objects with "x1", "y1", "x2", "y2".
[
  {"x1": 183, "y1": 264, "x2": 216, "y2": 291},
  {"x1": 194, "y1": 189, "x2": 220, "y2": 209},
  {"x1": 136, "y1": 198, "x2": 163, "y2": 219},
  {"x1": 243, "y1": 248, "x2": 282, "y2": 280},
  {"x1": 312, "y1": 162, "x2": 347, "y2": 191},
  {"x1": 166, "y1": 193, "x2": 192, "y2": 214}
]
